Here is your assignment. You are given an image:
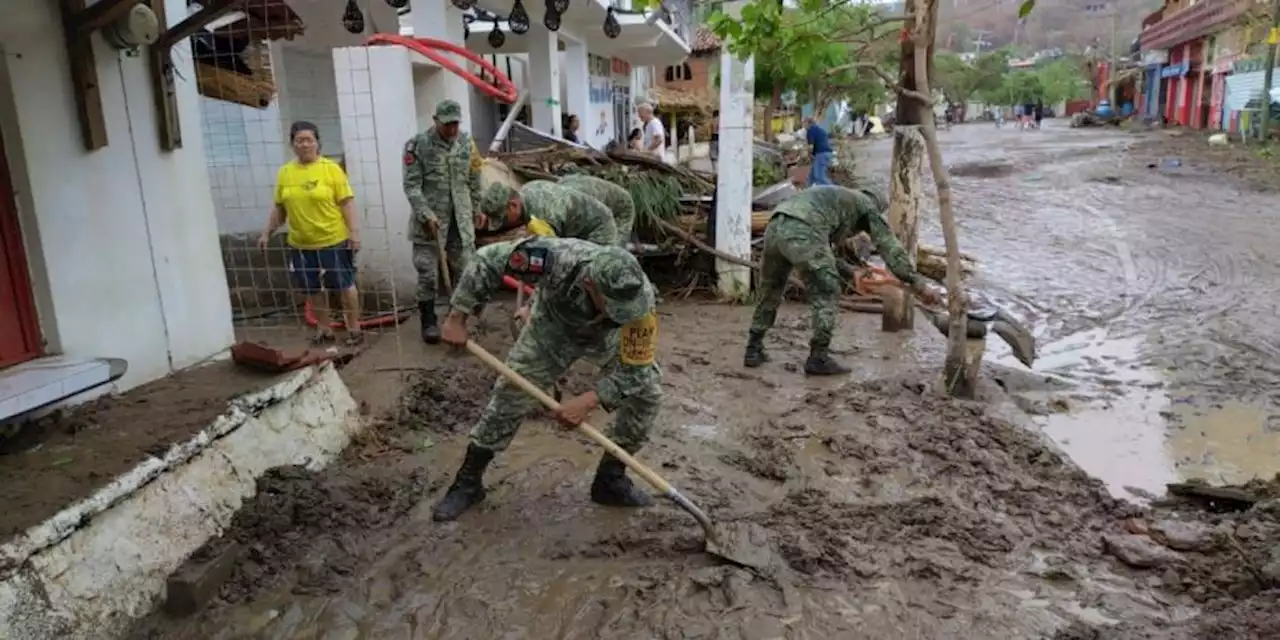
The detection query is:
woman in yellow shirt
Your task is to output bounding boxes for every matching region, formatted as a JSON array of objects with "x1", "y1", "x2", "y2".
[{"x1": 257, "y1": 121, "x2": 364, "y2": 346}]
